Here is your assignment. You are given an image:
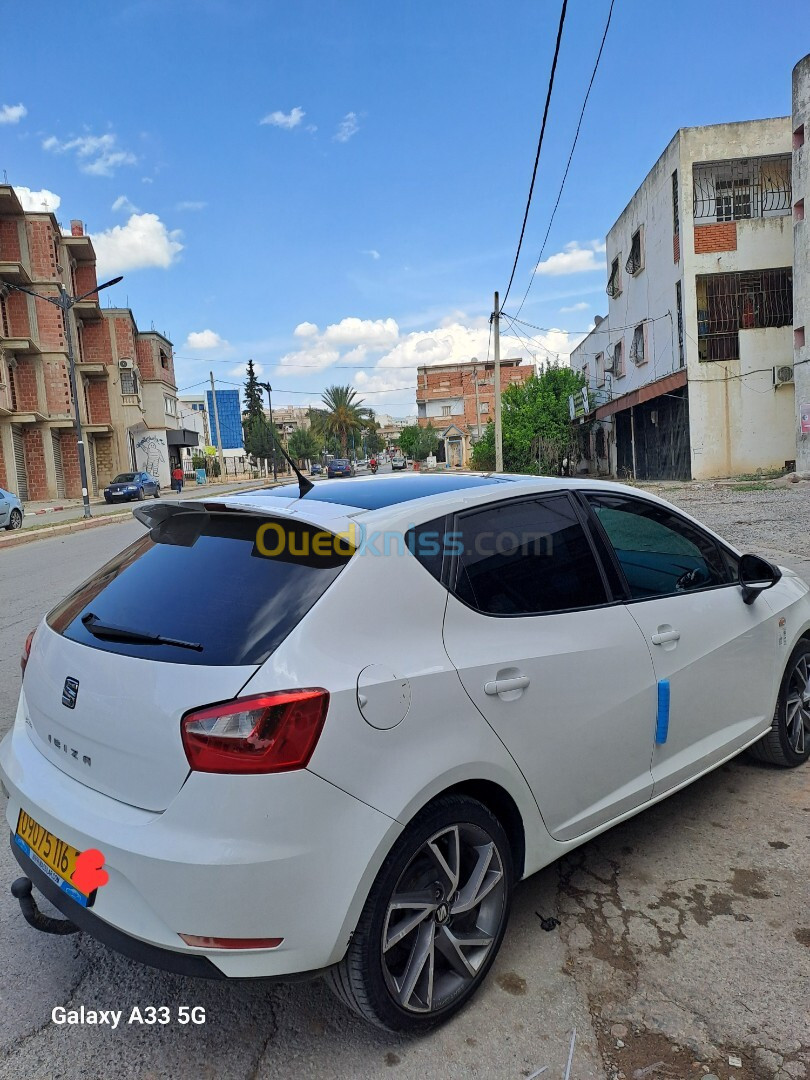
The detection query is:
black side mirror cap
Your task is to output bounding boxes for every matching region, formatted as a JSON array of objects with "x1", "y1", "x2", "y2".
[{"x1": 738, "y1": 553, "x2": 782, "y2": 605}]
